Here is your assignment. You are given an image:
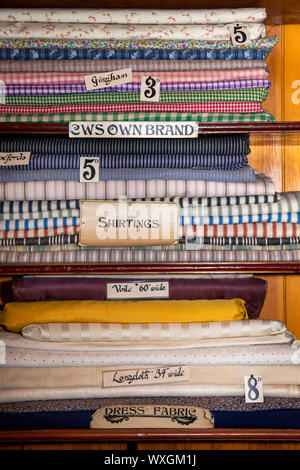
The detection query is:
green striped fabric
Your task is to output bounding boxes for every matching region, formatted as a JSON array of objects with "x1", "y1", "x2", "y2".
[
  {"x1": 5, "y1": 88, "x2": 269, "y2": 106},
  {"x1": 0, "y1": 111, "x2": 276, "y2": 123}
]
